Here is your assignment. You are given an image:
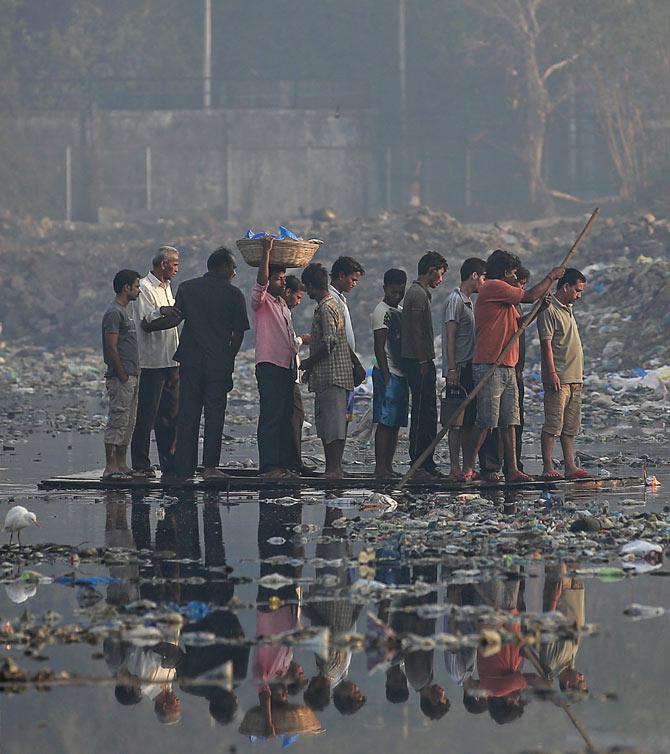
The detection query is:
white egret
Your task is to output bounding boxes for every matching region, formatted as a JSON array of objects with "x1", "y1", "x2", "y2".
[{"x1": 3, "y1": 505, "x2": 39, "y2": 545}]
